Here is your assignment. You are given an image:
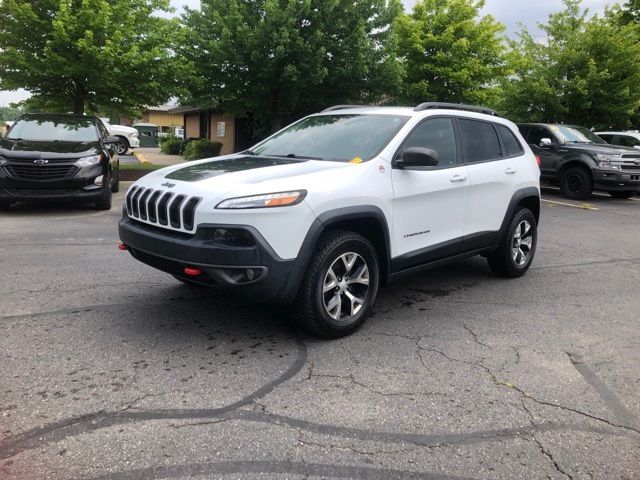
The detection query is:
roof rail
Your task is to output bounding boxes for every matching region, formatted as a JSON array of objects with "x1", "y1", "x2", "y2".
[
  {"x1": 414, "y1": 102, "x2": 498, "y2": 116},
  {"x1": 321, "y1": 105, "x2": 371, "y2": 112}
]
